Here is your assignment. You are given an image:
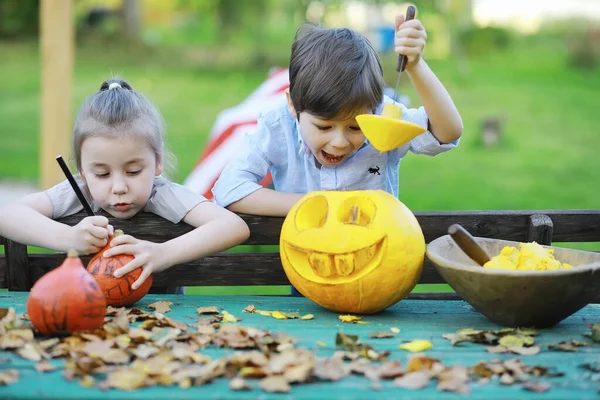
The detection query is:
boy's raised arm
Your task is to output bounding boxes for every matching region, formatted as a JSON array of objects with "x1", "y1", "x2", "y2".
[
  {"x1": 407, "y1": 59, "x2": 463, "y2": 144},
  {"x1": 394, "y1": 14, "x2": 463, "y2": 144}
]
